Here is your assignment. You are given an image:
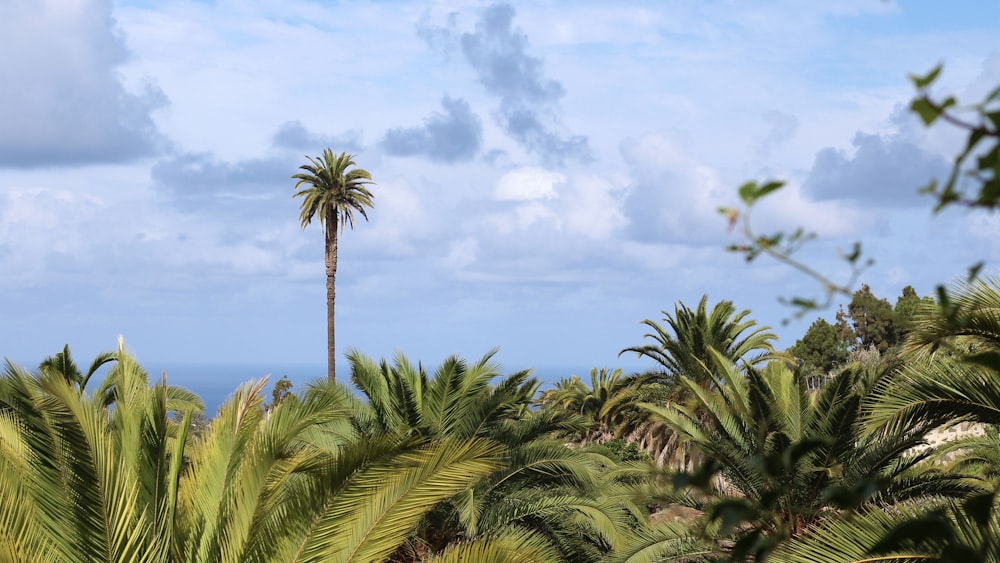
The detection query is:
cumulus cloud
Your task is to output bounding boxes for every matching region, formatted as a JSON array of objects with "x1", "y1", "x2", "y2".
[
  {"x1": 271, "y1": 121, "x2": 363, "y2": 153},
  {"x1": 0, "y1": 0, "x2": 167, "y2": 167},
  {"x1": 418, "y1": 3, "x2": 590, "y2": 164},
  {"x1": 803, "y1": 127, "x2": 950, "y2": 206},
  {"x1": 494, "y1": 167, "x2": 563, "y2": 201},
  {"x1": 381, "y1": 97, "x2": 482, "y2": 163},
  {"x1": 483, "y1": 166, "x2": 626, "y2": 241},
  {"x1": 620, "y1": 132, "x2": 729, "y2": 244}
]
